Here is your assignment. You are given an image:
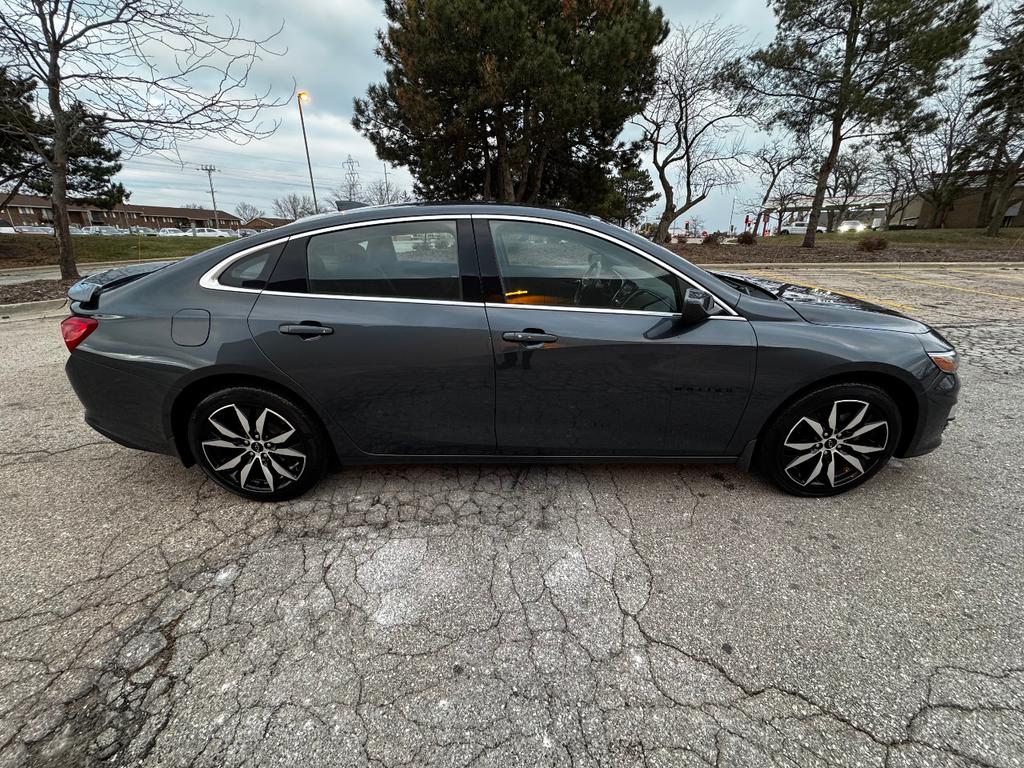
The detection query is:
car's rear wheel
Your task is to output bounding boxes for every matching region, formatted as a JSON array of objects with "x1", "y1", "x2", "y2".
[
  {"x1": 187, "y1": 386, "x2": 328, "y2": 501},
  {"x1": 760, "y1": 383, "x2": 901, "y2": 497}
]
